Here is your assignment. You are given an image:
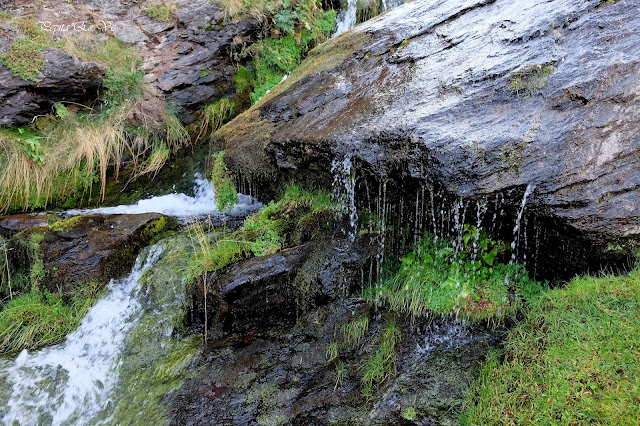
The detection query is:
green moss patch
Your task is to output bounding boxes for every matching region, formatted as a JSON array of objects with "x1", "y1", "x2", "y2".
[
  {"x1": 1, "y1": 19, "x2": 51, "y2": 81},
  {"x1": 462, "y1": 267, "x2": 640, "y2": 424}
]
